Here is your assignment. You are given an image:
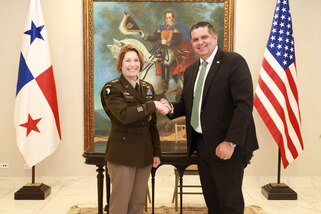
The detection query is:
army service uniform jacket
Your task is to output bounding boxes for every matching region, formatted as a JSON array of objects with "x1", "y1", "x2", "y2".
[{"x1": 101, "y1": 74, "x2": 161, "y2": 167}]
